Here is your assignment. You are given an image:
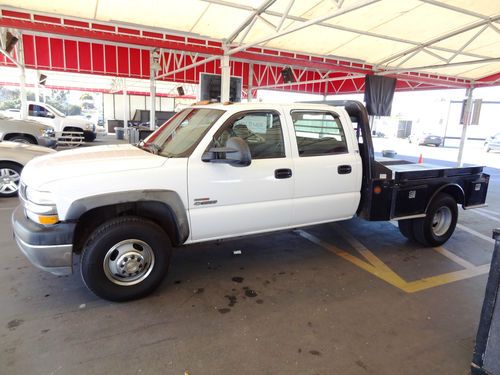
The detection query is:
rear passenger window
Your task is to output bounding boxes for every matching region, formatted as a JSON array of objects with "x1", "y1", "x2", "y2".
[
  {"x1": 291, "y1": 111, "x2": 348, "y2": 156},
  {"x1": 214, "y1": 111, "x2": 285, "y2": 159}
]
